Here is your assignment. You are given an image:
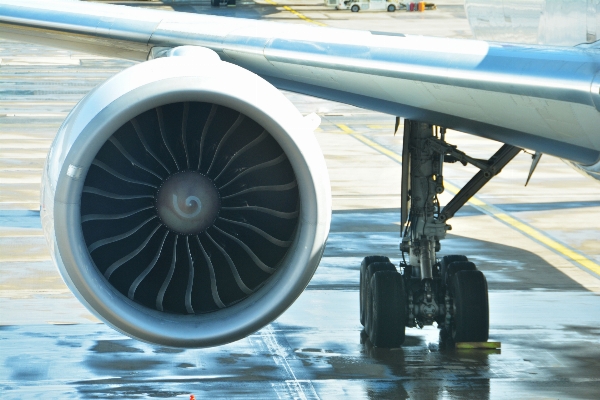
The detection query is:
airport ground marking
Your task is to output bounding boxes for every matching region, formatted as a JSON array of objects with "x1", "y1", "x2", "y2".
[
  {"x1": 337, "y1": 124, "x2": 404, "y2": 162},
  {"x1": 445, "y1": 183, "x2": 600, "y2": 277},
  {"x1": 334, "y1": 123, "x2": 600, "y2": 278},
  {"x1": 261, "y1": 324, "x2": 319, "y2": 399},
  {"x1": 367, "y1": 124, "x2": 396, "y2": 130},
  {"x1": 264, "y1": 0, "x2": 328, "y2": 26}
]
